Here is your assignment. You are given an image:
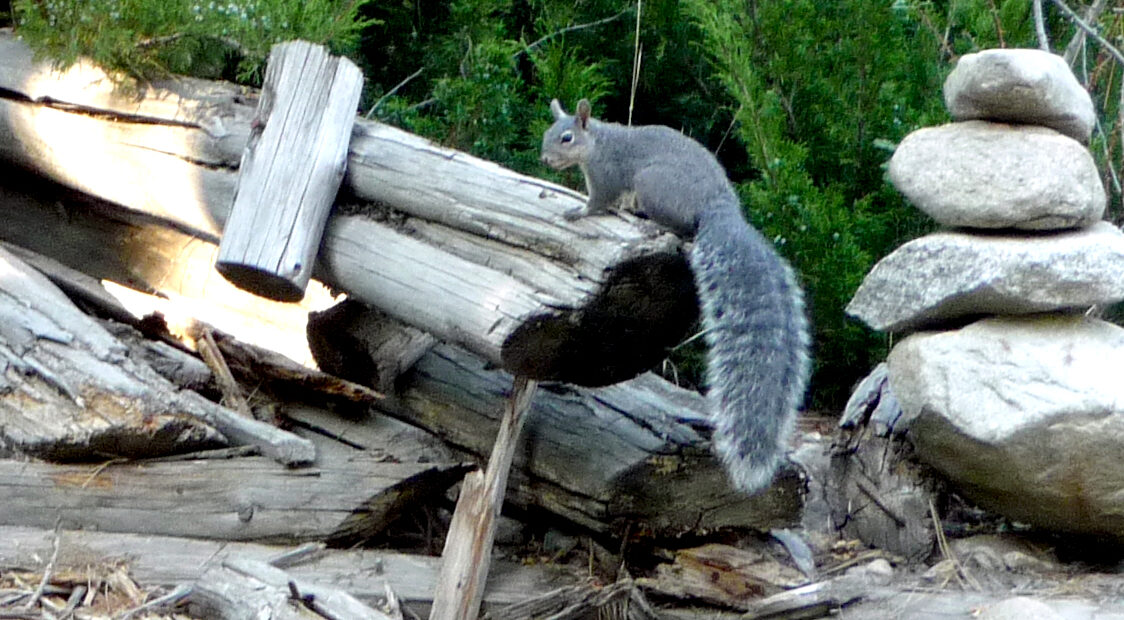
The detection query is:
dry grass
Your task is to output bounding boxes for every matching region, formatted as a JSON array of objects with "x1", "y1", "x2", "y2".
[{"x1": 0, "y1": 559, "x2": 190, "y2": 620}]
